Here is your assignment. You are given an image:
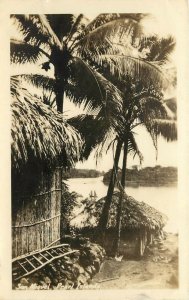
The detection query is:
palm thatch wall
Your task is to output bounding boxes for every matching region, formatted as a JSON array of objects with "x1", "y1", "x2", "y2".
[
  {"x1": 11, "y1": 77, "x2": 82, "y2": 258},
  {"x1": 11, "y1": 77, "x2": 82, "y2": 172},
  {"x1": 12, "y1": 168, "x2": 62, "y2": 258}
]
